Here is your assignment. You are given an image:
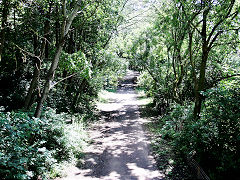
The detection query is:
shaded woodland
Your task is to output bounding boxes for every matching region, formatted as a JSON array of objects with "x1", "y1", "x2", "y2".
[{"x1": 0, "y1": 0, "x2": 239, "y2": 179}]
